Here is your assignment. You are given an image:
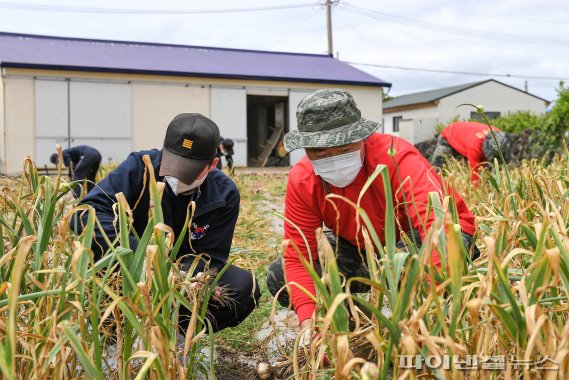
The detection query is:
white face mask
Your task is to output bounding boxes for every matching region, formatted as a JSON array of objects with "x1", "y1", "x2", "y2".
[
  {"x1": 311, "y1": 149, "x2": 363, "y2": 188},
  {"x1": 164, "y1": 174, "x2": 207, "y2": 196}
]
